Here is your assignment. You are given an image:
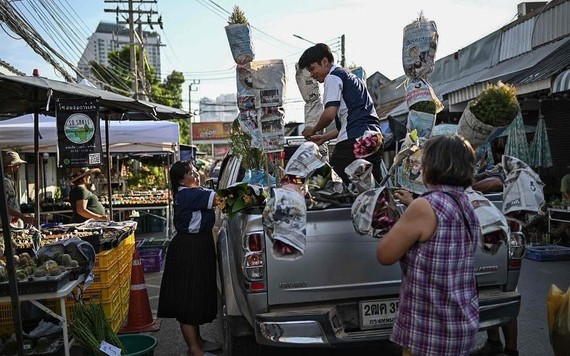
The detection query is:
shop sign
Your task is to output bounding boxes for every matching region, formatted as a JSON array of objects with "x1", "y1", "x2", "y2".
[
  {"x1": 56, "y1": 98, "x2": 102, "y2": 168},
  {"x1": 192, "y1": 122, "x2": 232, "y2": 141}
]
